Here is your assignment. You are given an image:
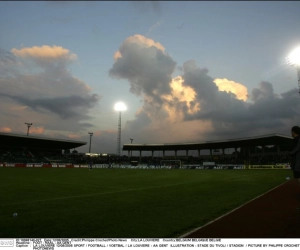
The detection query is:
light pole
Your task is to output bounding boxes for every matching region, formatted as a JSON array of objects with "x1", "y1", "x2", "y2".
[
  {"x1": 25, "y1": 122, "x2": 32, "y2": 136},
  {"x1": 88, "y1": 132, "x2": 93, "y2": 154},
  {"x1": 130, "y1": 138, "x2": 133, "y2": 158},
  {"x1": 286, "y1": 46, "x2": 300, "y2": 94},
  {"x1": 114, "y1": 102, "x2": 127, "y2": 157}
]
